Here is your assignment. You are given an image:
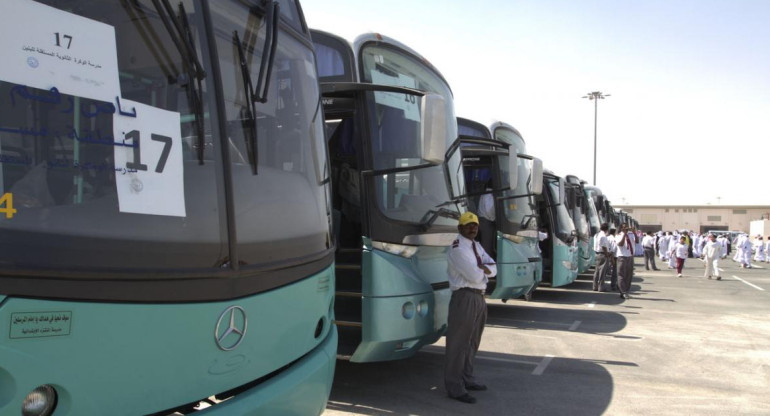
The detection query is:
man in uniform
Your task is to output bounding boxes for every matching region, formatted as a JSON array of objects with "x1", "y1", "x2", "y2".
[
  {"x1": 642, "y1": 231, "x2": 659, "y2": 271},
  {"x1": 445, "y1": 212, "x2": 496, "y2": 404},
  {"x1": 616, "y1": 224, "x2": 634, "y2": 299},
  {"x1": 592, "y1": 223, "x2": 611, "y2": 291}
]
